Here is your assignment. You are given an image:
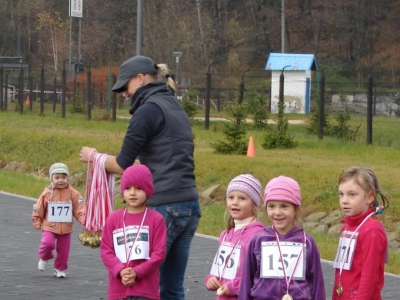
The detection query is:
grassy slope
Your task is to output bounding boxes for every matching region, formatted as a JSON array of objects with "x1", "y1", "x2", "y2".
[{"x1": 1, "y1": 108, "x2": 399, "y2": 273}]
